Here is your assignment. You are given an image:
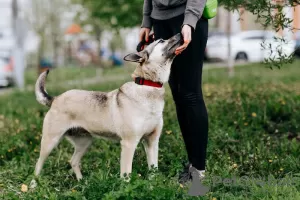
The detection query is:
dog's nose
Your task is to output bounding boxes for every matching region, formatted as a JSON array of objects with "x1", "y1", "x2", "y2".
[{"x1": 169, "y1": 33, "x2": 183, "y2": 46}]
